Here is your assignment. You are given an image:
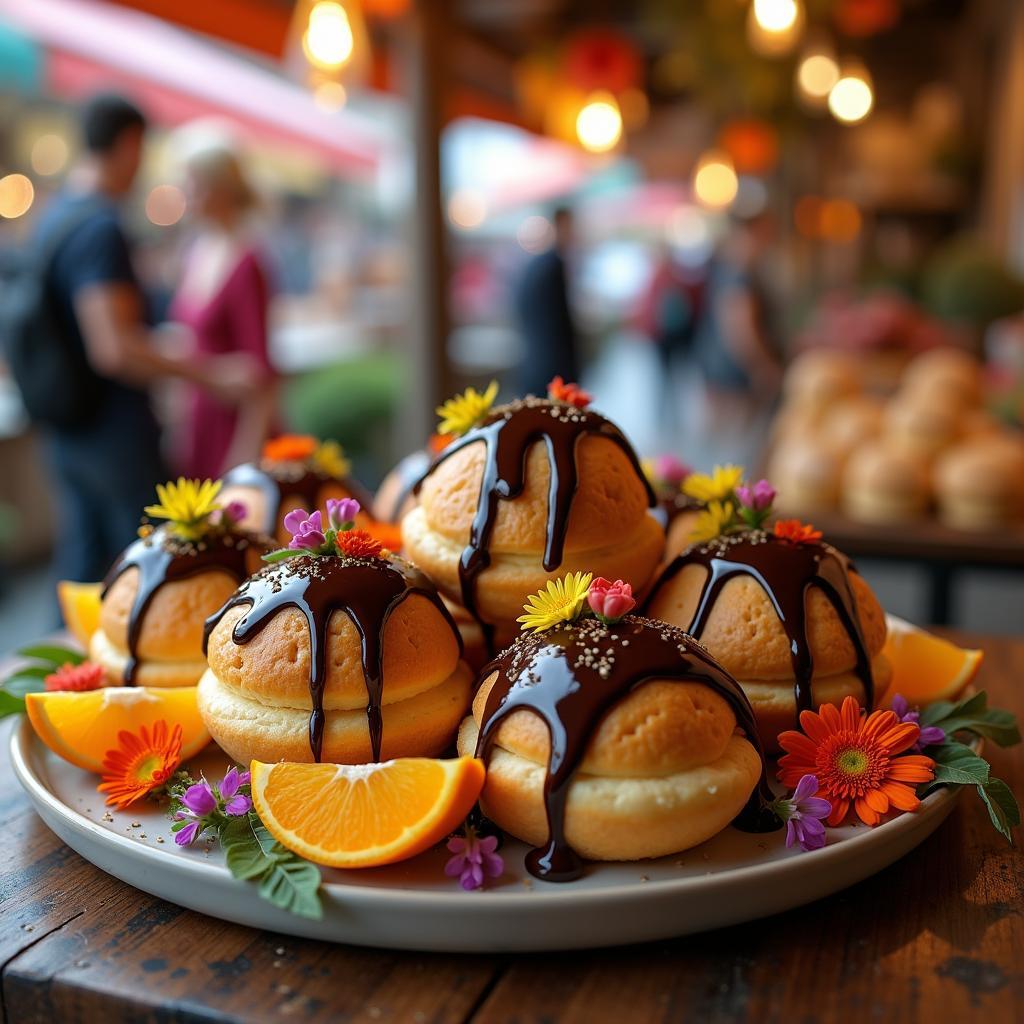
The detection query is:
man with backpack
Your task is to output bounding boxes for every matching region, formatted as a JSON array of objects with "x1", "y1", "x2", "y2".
[{"x1": 4, "y1": 93, "x2": 259, "y2": 585}]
